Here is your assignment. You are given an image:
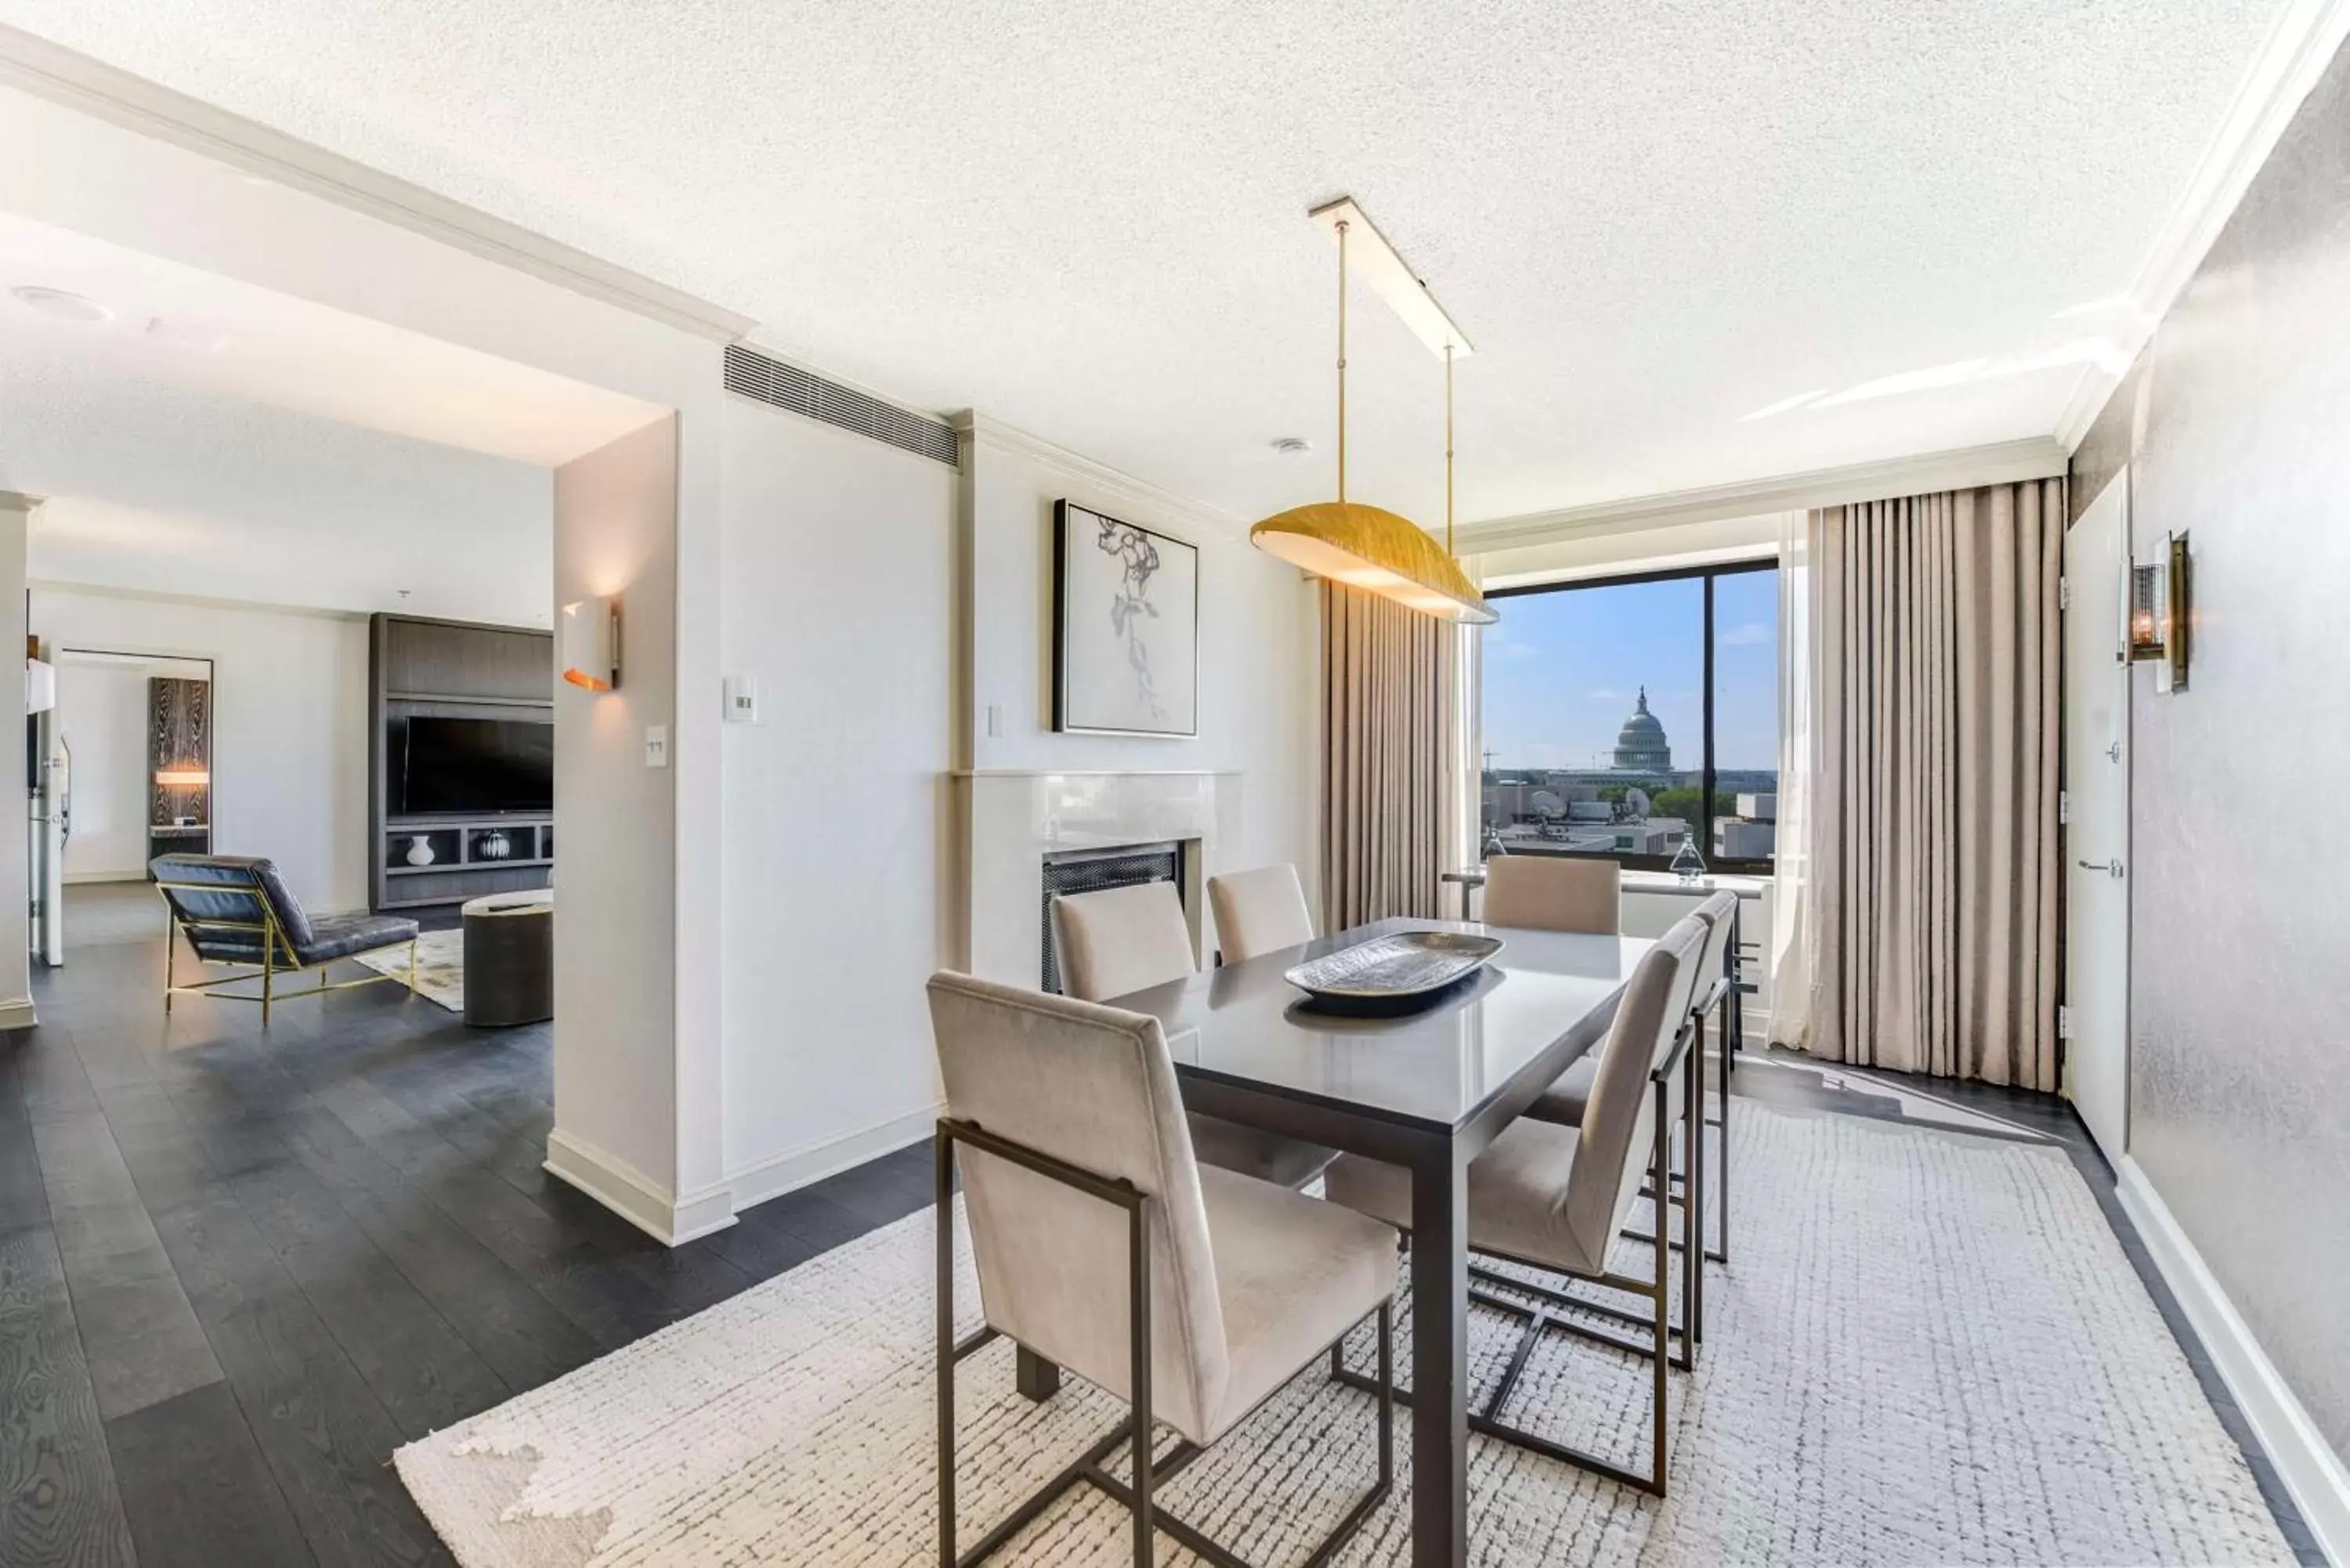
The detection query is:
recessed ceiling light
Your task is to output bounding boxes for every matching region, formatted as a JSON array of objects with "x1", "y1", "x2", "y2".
[
  {"x1": 1271, "y1": 437, "x2": 1312, "y2": 456},
  {"x1": 10, "y1": 285, "x2": 114, "y2": 324},
  {"x1": 144, "y1": 316, "x2": 228, "y2": 352}
]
